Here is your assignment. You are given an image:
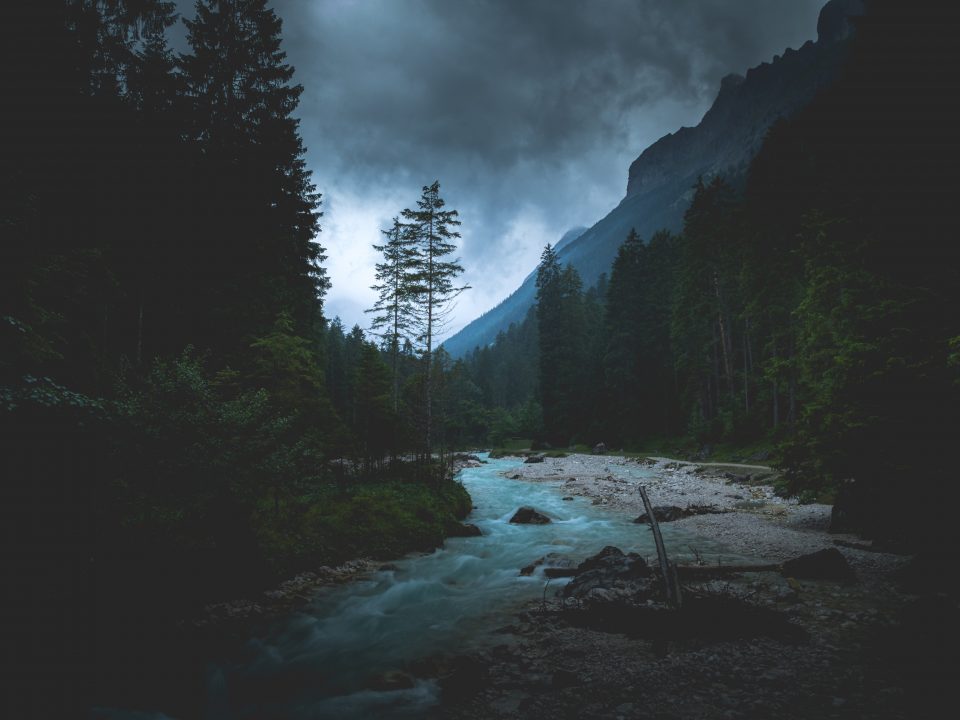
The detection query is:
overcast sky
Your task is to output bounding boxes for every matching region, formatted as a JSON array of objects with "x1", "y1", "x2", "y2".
[{"x1": 174, "y1": 0, "x2": 824, "y2": 339}]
